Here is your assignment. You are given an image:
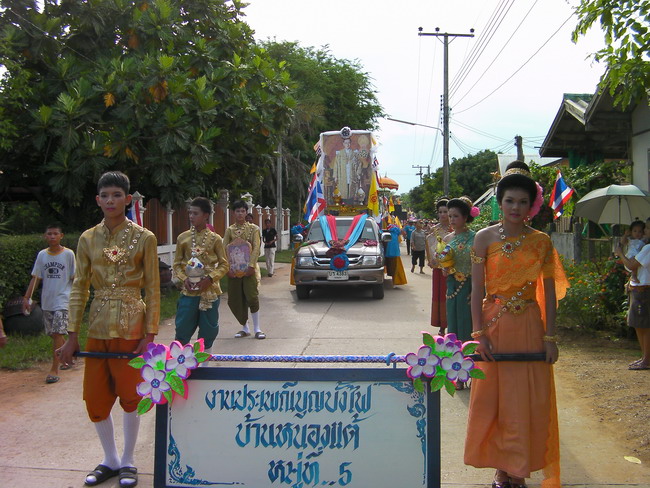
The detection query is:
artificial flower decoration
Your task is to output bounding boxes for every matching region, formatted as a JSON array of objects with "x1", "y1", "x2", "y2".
[
  {"x1": 529, "y1": 182, "x2": 544, "y2": 218},
  {"x1": 137, "y1": 365, "x2": 171, "y2": 403},
  {"x1": 129, "y1": 339, "x2": 211, "y2": 414},
  {"x1": 363, "y1": 239, "x2": 378, "y2": 246},
  {"x1": 167, "y1": 341, "x2": 200, "y2": 379},
  {"x1": 330, "y1": 253, "x2": 350, "y2": 271},
  {"x1": 405, "y1": 346, "x2": 440, "y2": 379},
  {"x1": 440, "y1": 351, "x2": 475, "y2": 383},
  {"x1": 407, "y1": 332, "x2": 486, "y2": 396}
]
